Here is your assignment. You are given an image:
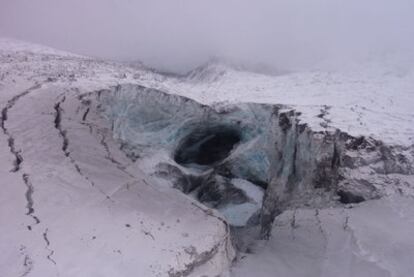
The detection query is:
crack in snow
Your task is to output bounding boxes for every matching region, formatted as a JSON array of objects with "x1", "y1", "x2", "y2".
[
  {"x1": 77, "y1": 101, "x2": 136, "y2": 177},
  {"x1": 19, "y1": 246, "x2": 33, "y2": 277},
  {"x1": 317, "y1": 105, "x2": 332, "y2": 129},
  {"x1": 53, "y1": 96, "x2": 113, "y2": 201},
  {"x1": 0, "y1": 83, "x2": 41, "y2": 171},
  {"x1": 53, "y1": 96, "x2": 69, "y2": 156},
  {"x1": 343, "y1": 215, "x2": 350, "y2": 230},
  {"x1": 142, "y1": 230, "x2": 155, "y2": 240},
  {"x1": 99, "y1": 131, "x2": 123, "y2": 166},
  {"x1": 314, "y1": 209, "x2": 325, "y2": 235},
  {"x1": 42, "y1": 228, "x2": 57, "y2": 265},
  {"x1": 81, "y1": 107, "x2": 90, "y2": 121},
  {"x1": 0, "y1": 83, "x2": 50, "y2": 232},
  {"x1": 168, "y1": 243, "x2": 220, "y2": 277},
  {"x1": 290, "y1": 209, "x2": 298, "y2": 240},
  {"x1": 314, "y1": 208, "x2": 329, "y2": 266},
  {"x1": 97, "y1": 129, "x2": 136, "y2": 178},
  {"x1": 190, "y1": 202, "x2": 233, "y2": 262},
  {"x1": 344, "y1": 212, "x2": 393, "y2": 277},
  {"x1": 314, "y1": 209, "x2": 328, "y2": 244},
  {"x1": 77, "y1": 95, "x2": 135, "y2": 176},
  {"x1": 6, "y1": 137, "x2": 23, "y2": 172},
  {"x1": 22, "y1": 173, "x2": 40, "y2": 230}
]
